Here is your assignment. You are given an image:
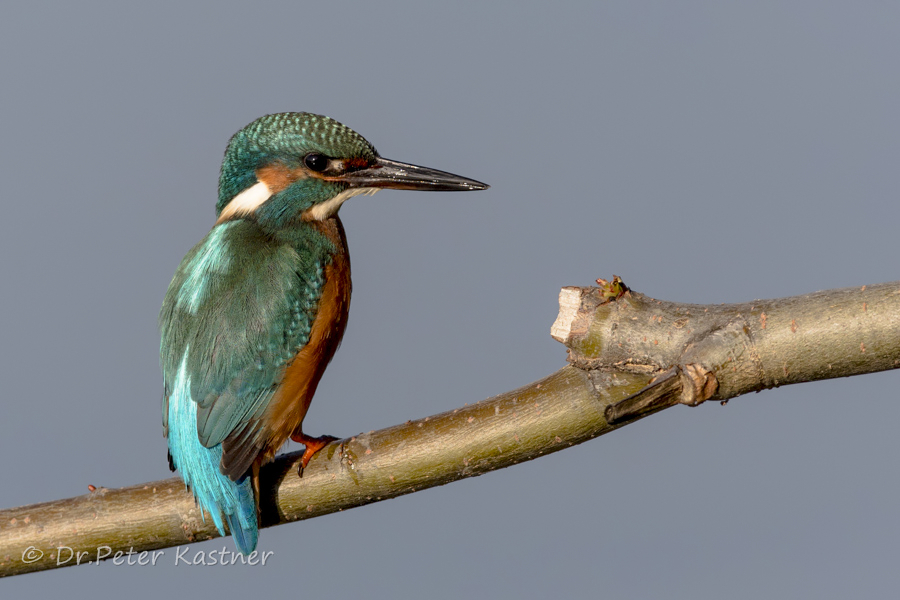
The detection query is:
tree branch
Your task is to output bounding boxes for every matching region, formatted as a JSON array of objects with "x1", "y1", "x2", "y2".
[{"x1": 2, "y1": 280, "x2": 897, "y2": 577}]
